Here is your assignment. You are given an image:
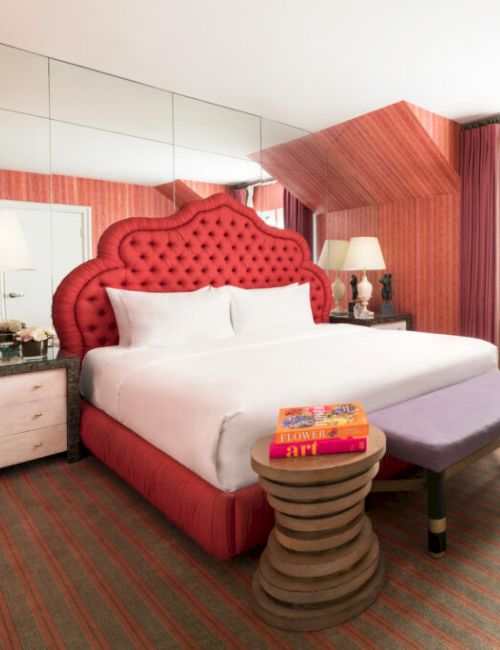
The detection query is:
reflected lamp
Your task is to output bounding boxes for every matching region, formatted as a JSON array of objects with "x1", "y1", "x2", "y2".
[
  {"x1": 318, "y1": 240, "x2": 349, "y2": 314},
  {"x1": 0, "y1": 209, "x2": 34, "y2": 321}
]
